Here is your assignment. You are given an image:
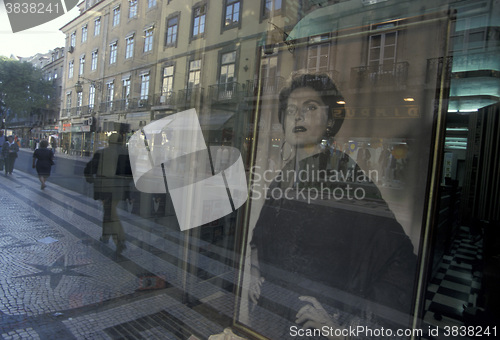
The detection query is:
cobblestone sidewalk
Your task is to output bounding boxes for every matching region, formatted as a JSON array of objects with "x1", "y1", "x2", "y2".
[{"x1": 0, "y1": 170, "x2": 232, "y2": 339}]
